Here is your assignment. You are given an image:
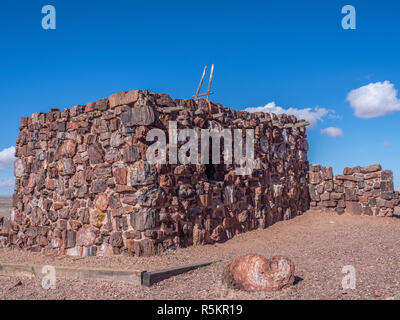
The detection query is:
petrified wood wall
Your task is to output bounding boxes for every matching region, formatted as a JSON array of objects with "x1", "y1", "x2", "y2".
[
  {"x1": 0, "y1": 90, "x2": 310, "y2": 256},
  {"x1": 309, "y1": 164, "x2": 399, "y2": 216}
]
